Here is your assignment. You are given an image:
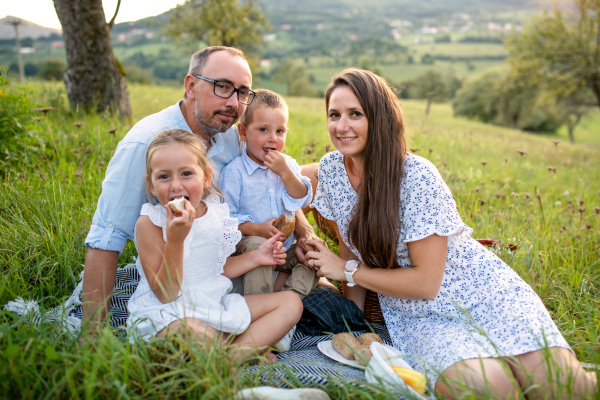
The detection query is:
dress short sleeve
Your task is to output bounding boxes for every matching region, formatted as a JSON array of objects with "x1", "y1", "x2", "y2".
[
  {"x1": 139, "y1": 203, "x2": 168, "y2": 242},
  {"x1": 205, "y1": 194, "x2": 242, "y2": 274},
  {"x1": 400, "y1": 155, "x2": 471, "y2": 242}
]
